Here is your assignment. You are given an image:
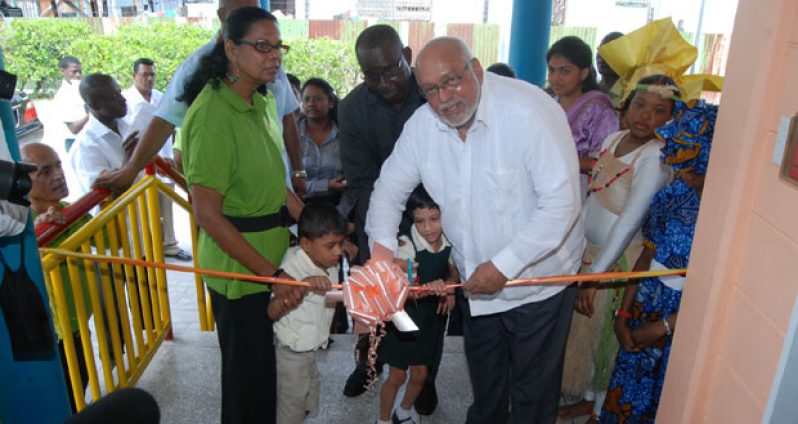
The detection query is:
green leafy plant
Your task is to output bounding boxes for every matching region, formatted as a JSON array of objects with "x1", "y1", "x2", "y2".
[
  {"x1": 2, "y1": 18, "x2": 93, "y2": 95},
  {"x1": 0, "y1": 19, "x2": 362, "y2": 99}
]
